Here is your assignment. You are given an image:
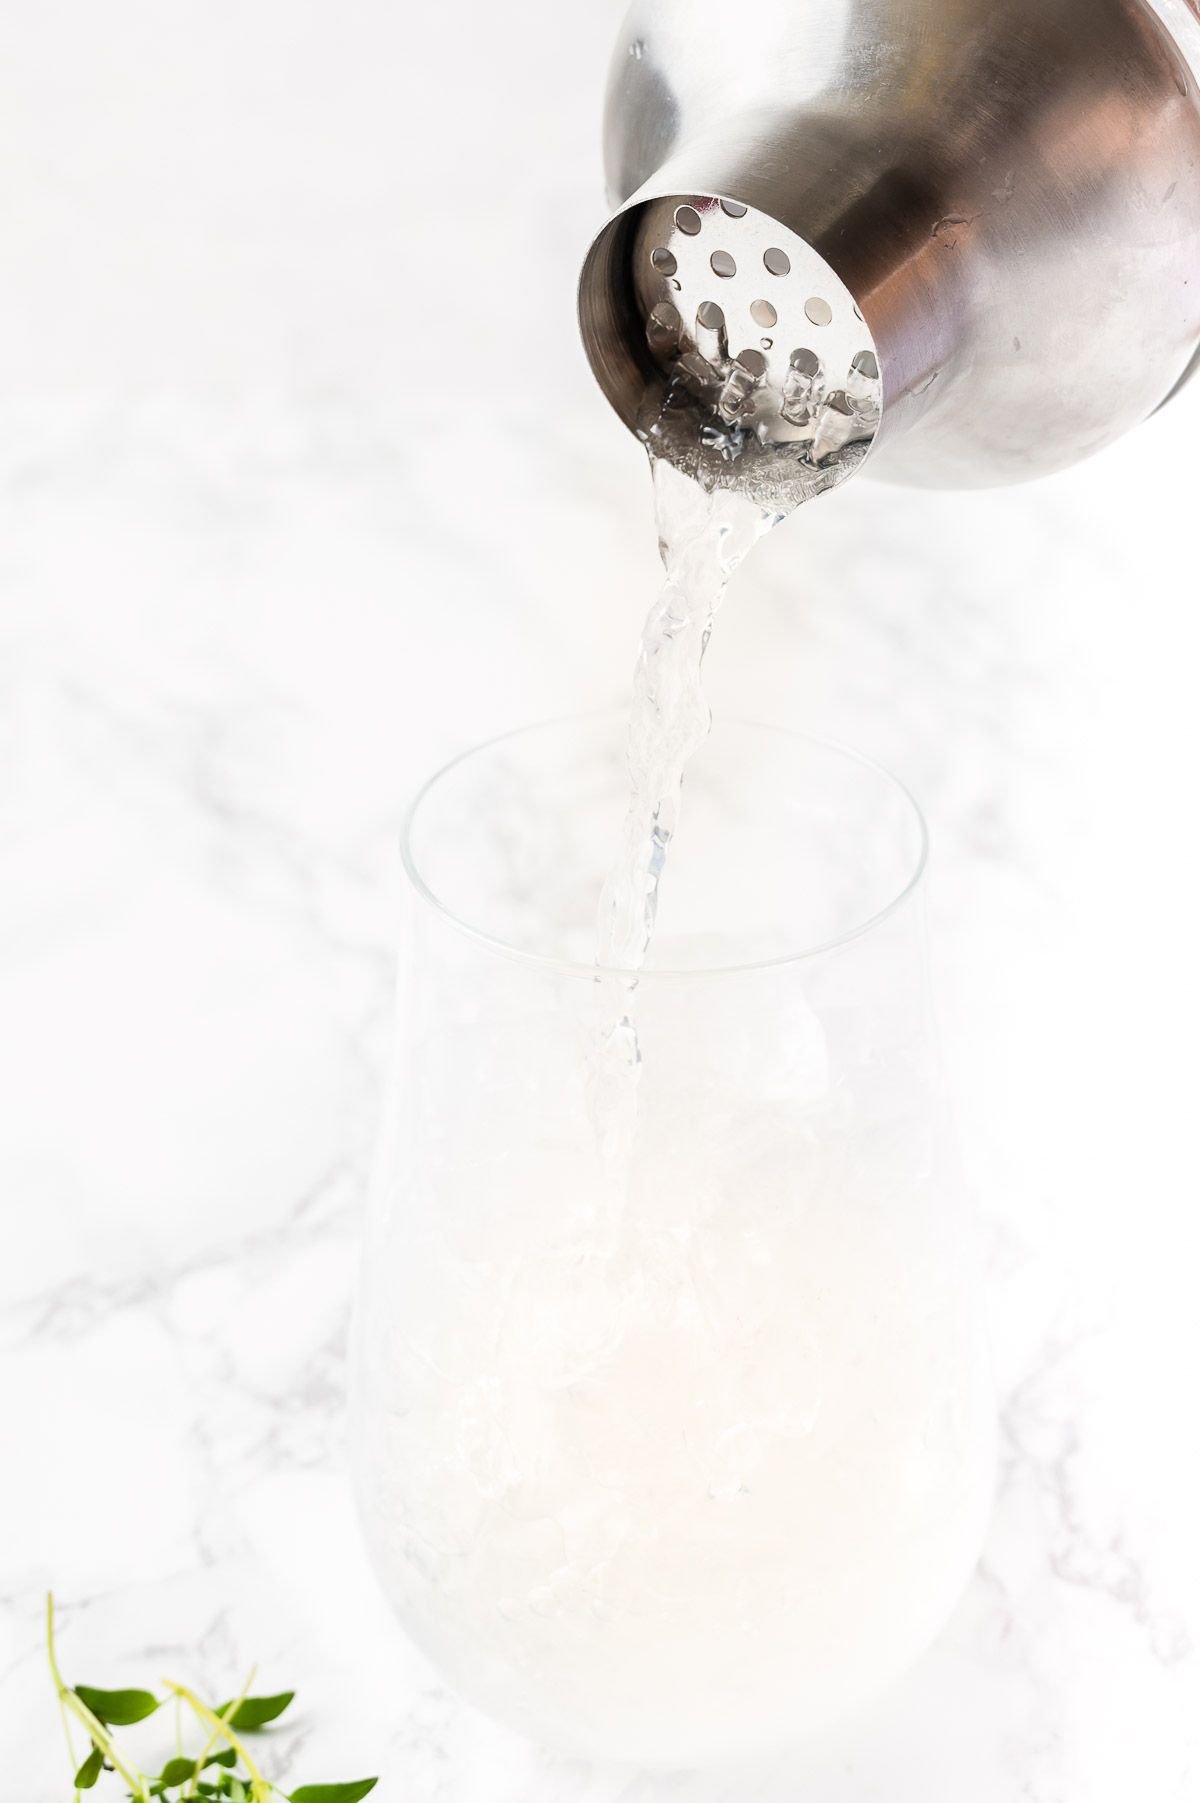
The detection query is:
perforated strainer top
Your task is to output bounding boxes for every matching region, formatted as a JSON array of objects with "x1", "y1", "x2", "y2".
[{"x1": 630, "y1": 195, "x2": 882, "y2": 509}]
